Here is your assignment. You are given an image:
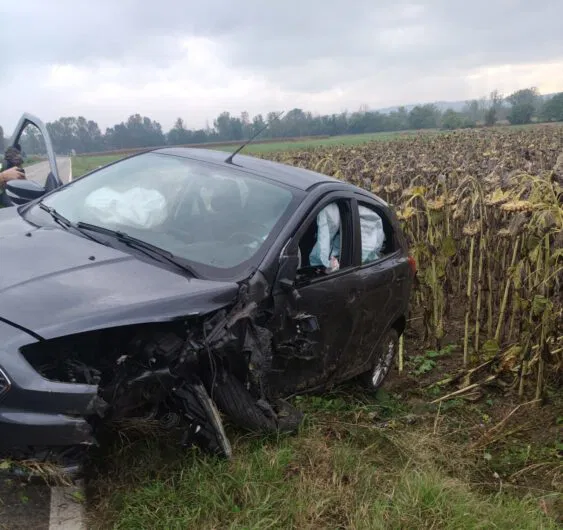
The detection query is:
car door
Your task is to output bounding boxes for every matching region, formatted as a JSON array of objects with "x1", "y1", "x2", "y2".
[
  {"x1": 267, "y1": 191, "x2": 364, "y2": 397},
  {"x1": 4, "y1": 113, "x2": 62, "y2": 193},
  {"x1": 335, "y1": 197, "x2": 410, "y2": 381}
]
